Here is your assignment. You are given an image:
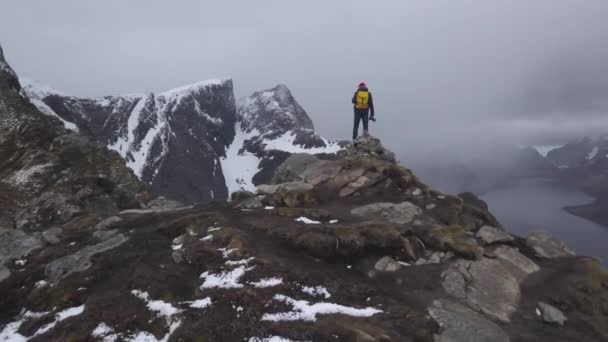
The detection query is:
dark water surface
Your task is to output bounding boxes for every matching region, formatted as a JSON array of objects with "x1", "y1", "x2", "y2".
[{"x1": 481, "y1": 179, "x2": 608, "y2": 263}]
